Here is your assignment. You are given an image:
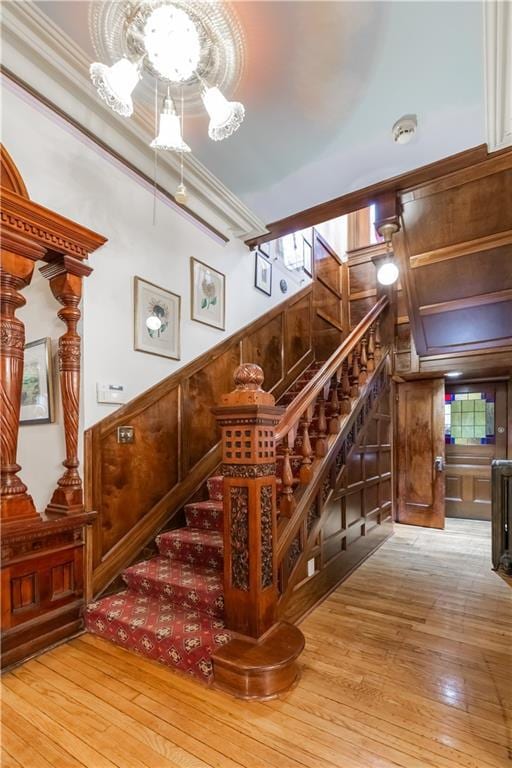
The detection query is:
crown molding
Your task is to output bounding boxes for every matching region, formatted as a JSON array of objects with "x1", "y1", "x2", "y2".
[
  {"x1": 1, "y1": 1, "x2": 268, "y2": 242},
  {"x1": 484, "y1": 0, "x2": 512, "y2": 152}
]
